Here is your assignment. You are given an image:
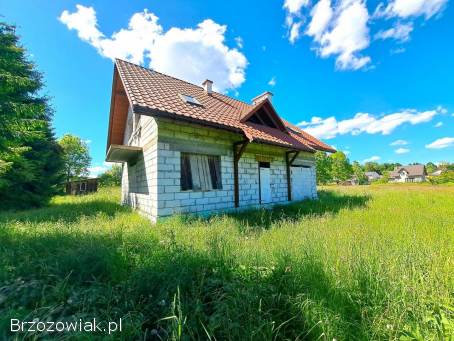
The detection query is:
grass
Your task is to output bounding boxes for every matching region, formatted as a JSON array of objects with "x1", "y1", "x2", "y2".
[{"x1": 0, "y1": 185, "x2": 453, "y2": 340}]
